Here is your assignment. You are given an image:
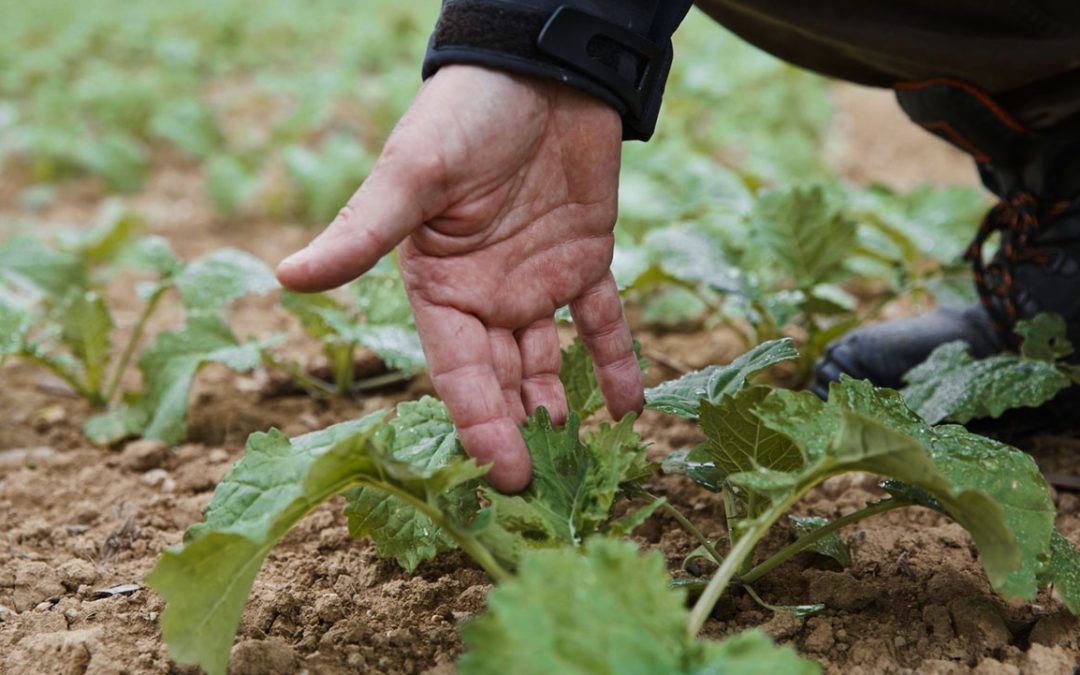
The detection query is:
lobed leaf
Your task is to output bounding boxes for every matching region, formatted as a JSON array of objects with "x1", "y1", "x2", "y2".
[
  {"x1": 698, "y1": 386, "x2": 805, "y2": 489},
  {"x1": 789, "y1": 516, "x2": 851, "y2": 568},
  {"x1": 343, "y1": 397, "x2": 476, "y2": 571},
  {"x1": 175, "y1": 248, "x2": 278, "y2": 315},
  {"x1": 483, "y1": 411, "x2": 650, "y2": 557},
  {"x1": 1017, "y1": 313, "x2": 1073, "y2": 362},
  {"x1": 757, "y1": 379, "x2": 1055, "y2": 599},
  {"x1": 902, "y1": 341, "x2": 1071, "y2": 425},
  {"x1": 645, "y1": 338, "x2": 798, "y2": 419},
  {"x1": 86, "y1": 316, "x2": 268, "y2": 445},
  {"x1": 148, "y1": 409, "x2": 487, "y2": 675},
  {"x1": 458, "y1": 538, "x2": 818, "y2": 675},
  {"x1": 1040, "y1": 531, "x2": 1080, "y2": 615},
  {"x1": 750, "y1": 185, "x2": 856, "y2": 289}
]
